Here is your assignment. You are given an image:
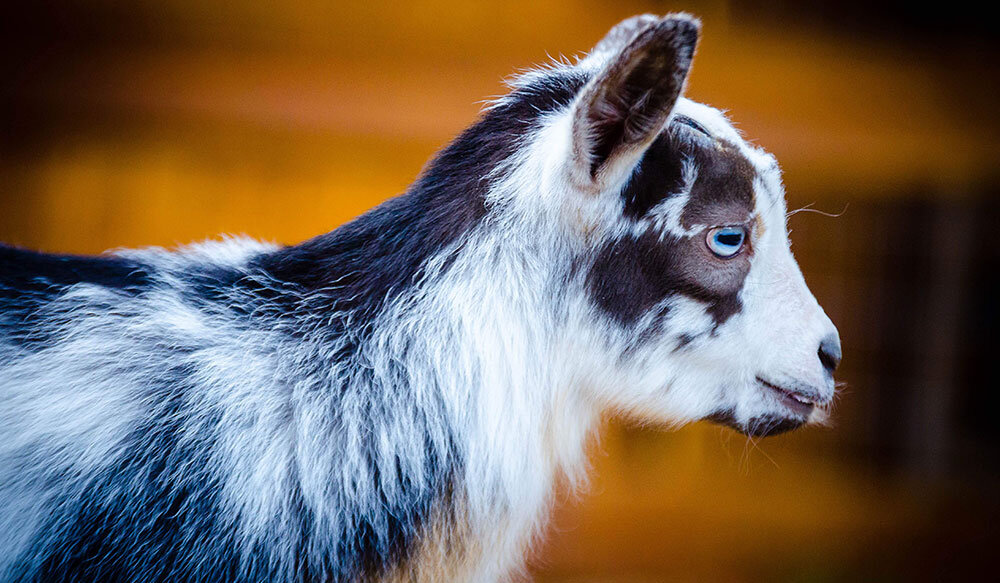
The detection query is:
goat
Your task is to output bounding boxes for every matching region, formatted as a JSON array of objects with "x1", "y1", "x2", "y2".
[{"x1": 0, "y1": 13, "x2": 841, "y2": 583}]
